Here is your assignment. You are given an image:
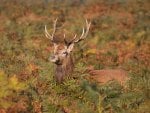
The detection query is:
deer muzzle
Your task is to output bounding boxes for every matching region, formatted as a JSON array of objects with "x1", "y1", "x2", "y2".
[{"x1": 50, "y1": 55, "x2": 62, "y2": 65}]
